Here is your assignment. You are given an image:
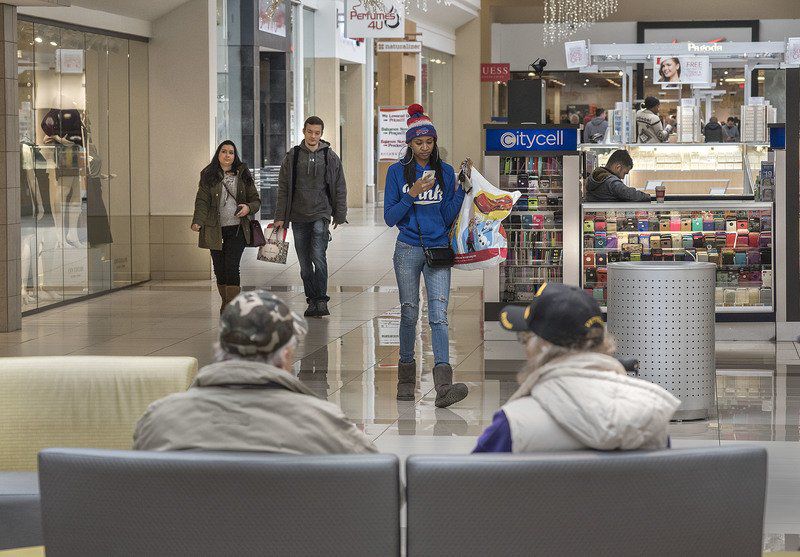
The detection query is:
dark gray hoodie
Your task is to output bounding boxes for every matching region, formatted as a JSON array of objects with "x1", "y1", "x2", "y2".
[
  {"x1": 275, "y1": 139, "x2": 348, "y2": 225},
  {"x1": 585, "y1": 167, "x2": 651, "y2": 202}
]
